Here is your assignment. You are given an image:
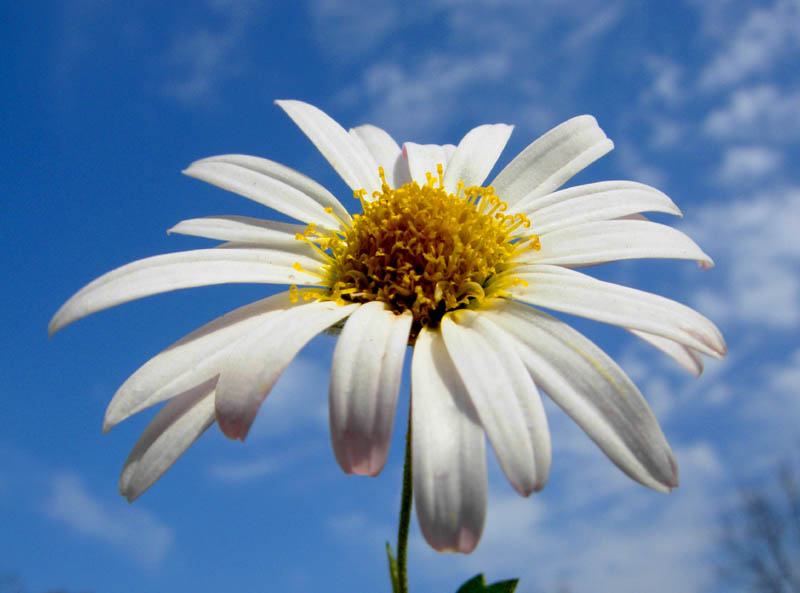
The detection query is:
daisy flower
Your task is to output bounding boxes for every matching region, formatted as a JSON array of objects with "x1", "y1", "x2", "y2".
[{"x1": 49, "y1": 100, "x2": 726, "y2": 554}]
